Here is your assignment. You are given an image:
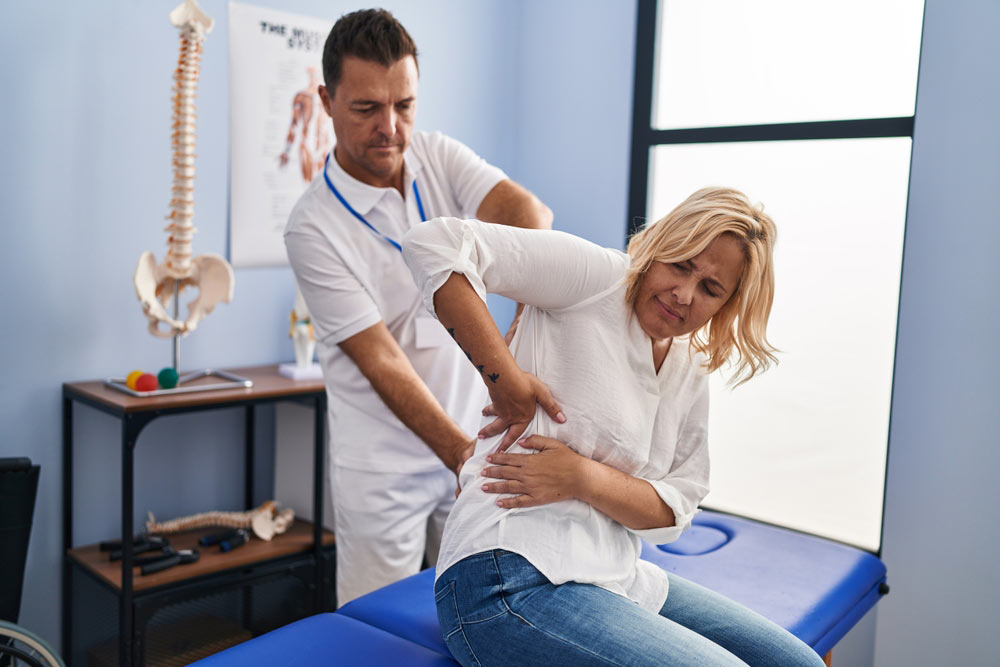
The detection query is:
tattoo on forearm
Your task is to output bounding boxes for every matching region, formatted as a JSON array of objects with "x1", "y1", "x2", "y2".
[{"x1": 446, "y1": 326, "x2": 500, "y2": 384}]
